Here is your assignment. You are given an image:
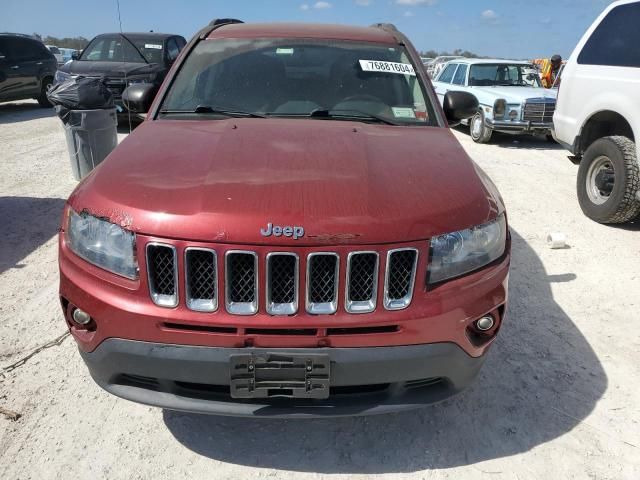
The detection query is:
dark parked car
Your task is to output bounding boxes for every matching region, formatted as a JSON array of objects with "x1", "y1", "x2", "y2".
[
  {"x1": 0, "y1": 33, "x2": 57, "y2": 107},
  {"x1": 55, "y1": 32, "x2": 186, "y2": 114}
]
